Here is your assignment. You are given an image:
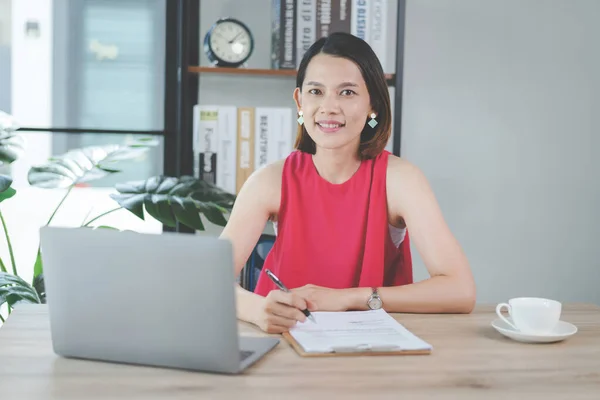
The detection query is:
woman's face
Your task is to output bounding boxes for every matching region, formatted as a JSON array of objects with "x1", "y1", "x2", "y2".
[{"x1": 294, "y1": 54, "x2": 374, "y2": 152}]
